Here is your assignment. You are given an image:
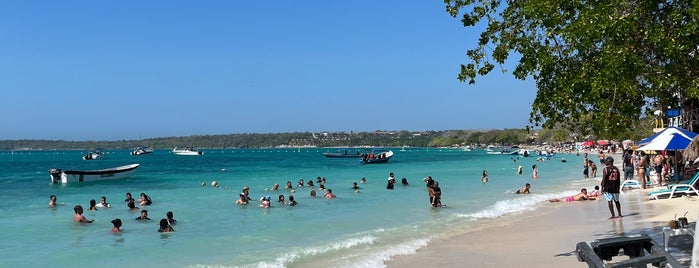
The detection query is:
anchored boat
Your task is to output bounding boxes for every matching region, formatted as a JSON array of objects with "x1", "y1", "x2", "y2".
[{"x1": 49, "y1": 164, "x2": 140, "y2": 184}]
